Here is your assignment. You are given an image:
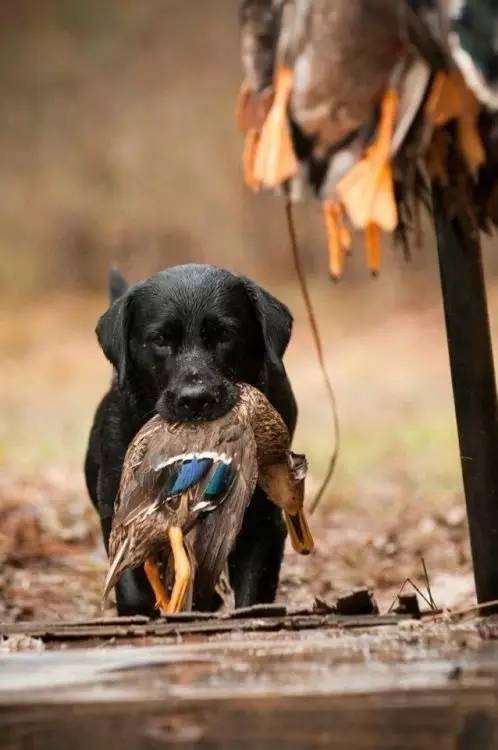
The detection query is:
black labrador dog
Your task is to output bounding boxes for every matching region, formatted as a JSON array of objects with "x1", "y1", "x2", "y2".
[{"x1": 85, "y1": 264, "x2": 297, "y2": 615}]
